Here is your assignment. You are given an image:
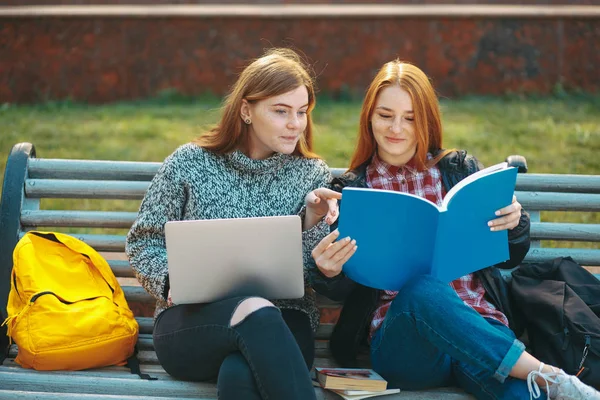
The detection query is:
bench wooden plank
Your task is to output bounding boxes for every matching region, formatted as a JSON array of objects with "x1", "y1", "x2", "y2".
[
  {"x1": 0, "y1": 388, "x2": 474, "y2": 400},
  {"x1": 136, "y1": 317, "x2": 153, "y2": 334},
  {"x1": 515, "y1": 174, "x2": 600, "y2": 194},
  {"x1": 21, "y1": 210, "x2": 137, "y2": 229},
  {"x1": 0, "y1": 370, "x2": 217, "y2": 397},
  {"x1": 108, "y1": 260, "x2": 136, "y2": 278},
  {"x1": 517, "y1": 192, "x2": 600, "y2": 211},
  {"x1": 0, "y1": 368, "x2": 474, "y2": 400},
  {"x1": 25, "y1": 179, "x2": 148, "y2": 200},
  {"x1": 25, "y1": 175, "x2": 600, "y2": 205},
  {"x1": 28, "y1": 159, "x2": 161, "y2": 182},
  {"x1": 530, "y1": 222, "x2": 600, "y2": 242},
  {"x1": 524, "y1": 248, "x2": 600, "y2": 266},
  {"x1": 2, "y1": 357, "x2": 358, "y2": 376},
  {"x1": 0, "y1": 363, "x2": 173, "y2": 381},
  {"x1": 0, "y1": 370, "x2": 360, "y2": 400},
  {"x1": 124, "y1": 286, "x2": 153, "y2": 303},
  {"x1": 18, "y1": 233, "x2": 127, "y2": 252},
  {"x1": 0, "y1": 391, "x2": 206, "y2": 400},
  {"x1": 1, "y1": 359, "x2": 167, "y2": 375}
]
